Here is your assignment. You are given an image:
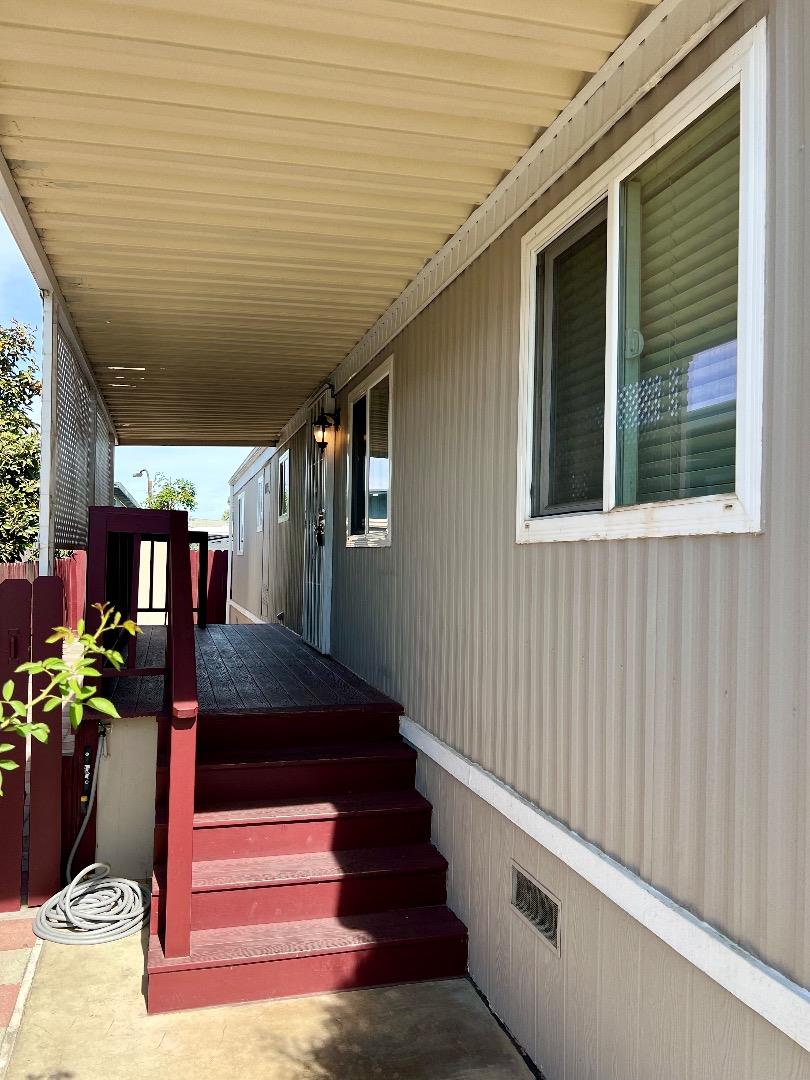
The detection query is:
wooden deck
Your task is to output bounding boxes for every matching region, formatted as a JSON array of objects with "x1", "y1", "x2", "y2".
[{"x1": 107, "y1": 623, "x2": 398, "y2": 717}]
